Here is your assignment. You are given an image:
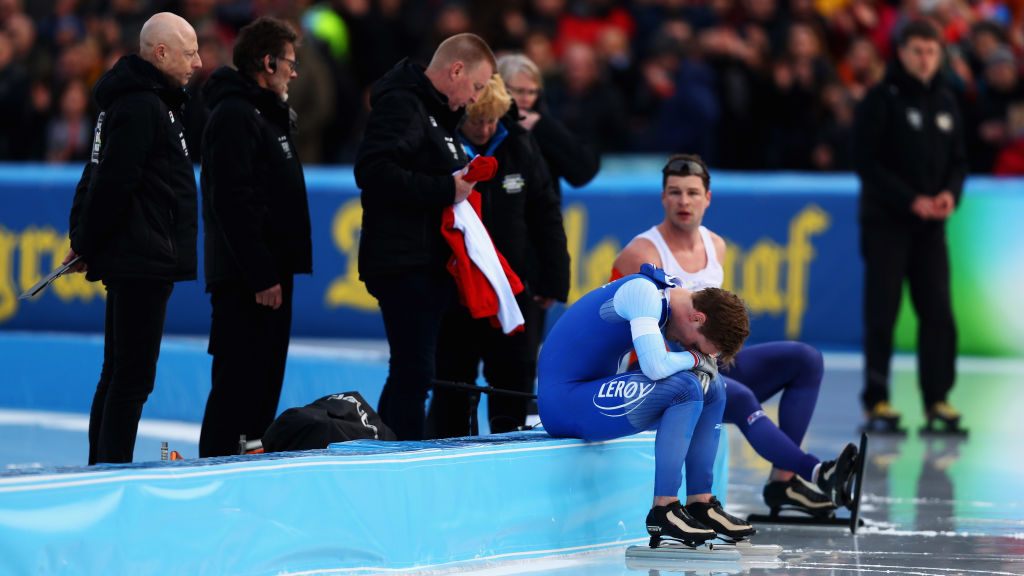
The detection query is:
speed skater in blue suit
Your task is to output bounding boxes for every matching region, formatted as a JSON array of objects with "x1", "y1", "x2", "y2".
[
  {"x1": 538, "y1": 264, "x2": 755, "y2": 546},
  {"x1": 611, "y1": 153, "x2": 860, "y2": 517}
]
